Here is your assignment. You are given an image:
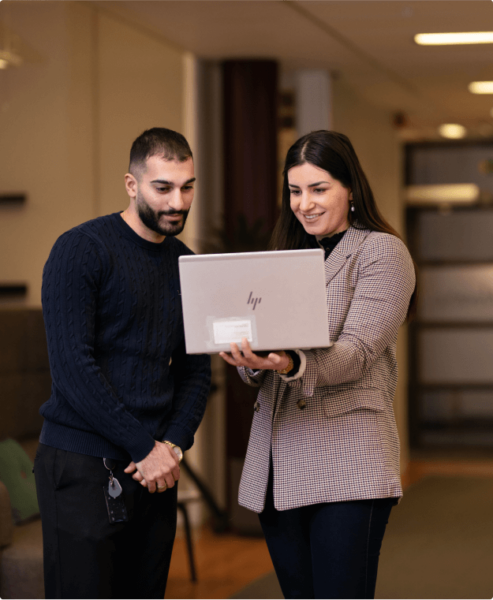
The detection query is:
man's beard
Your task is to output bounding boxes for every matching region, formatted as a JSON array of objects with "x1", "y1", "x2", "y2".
[{"x1": 136, "y1": 192, "x2": 189, "y2": 237}]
